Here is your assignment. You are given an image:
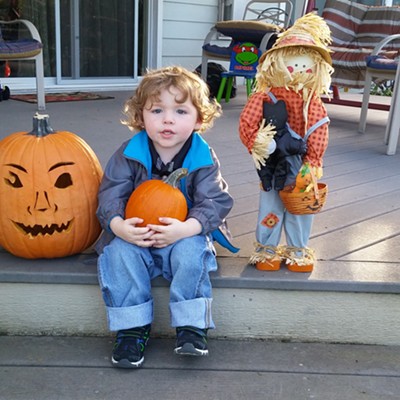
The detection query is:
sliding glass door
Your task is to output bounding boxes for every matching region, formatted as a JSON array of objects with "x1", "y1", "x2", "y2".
[
  {"x1": 1, "y1": 0, "x2": 154, "y2": 88},
  {"x1": 55, "y1": 0, "x2": 142, "y2": 84}
]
